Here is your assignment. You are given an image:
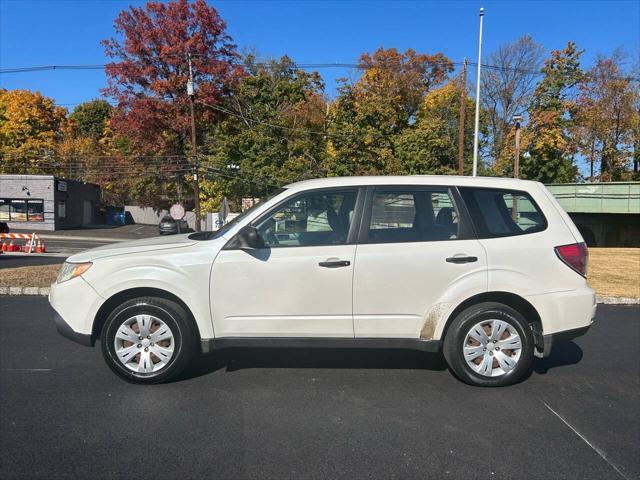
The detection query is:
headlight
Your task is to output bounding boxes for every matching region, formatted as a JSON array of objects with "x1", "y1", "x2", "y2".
[{"x1": 57, "y1": 262, "x2": 92, "y2": 283}]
